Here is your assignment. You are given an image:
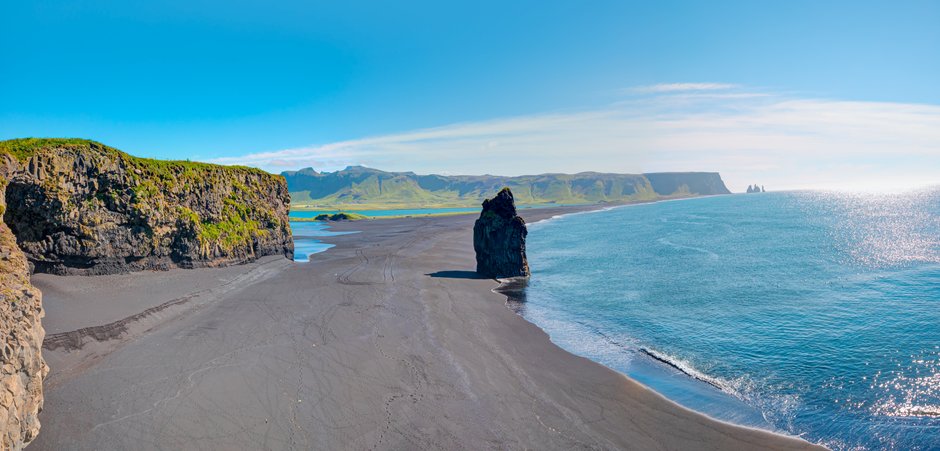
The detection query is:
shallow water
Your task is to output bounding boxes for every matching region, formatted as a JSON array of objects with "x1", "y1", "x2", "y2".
[
  {"x1": 288, "y1": 204, "x2": 579, "y2": 219},
  {"x1": 521, "y1": 190, "x2": 940, "y2": 450},
  {"x1": 290, "y1": 221, "x2": 357, "y2": 262},
  {"x1": 289, "y1": 207, "x2": 479, "y2": 218}
]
